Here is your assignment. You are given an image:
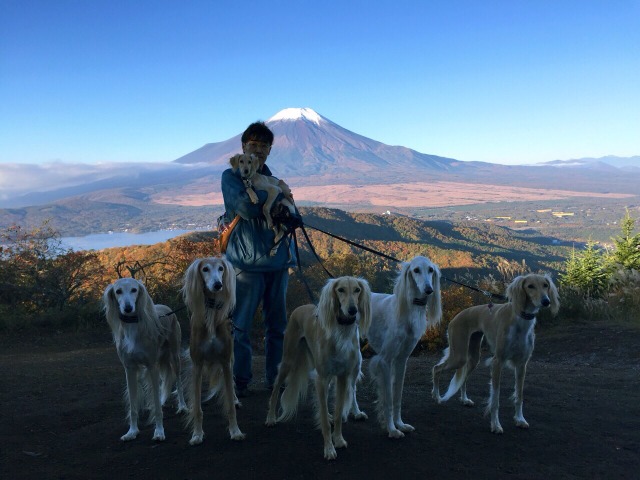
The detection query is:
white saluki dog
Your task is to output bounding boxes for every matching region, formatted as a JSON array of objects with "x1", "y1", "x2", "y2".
[
  {"x1": 432, "y1": 273, "x2": 559, "y2": 433},
  {"x1": 365, "y1": 255, "x2": 442, "y2": 438},
  {"x1": 103, "y1": 277, "x2": 186, "y2": 442},
  {"x1": 181, "y1": 256, "x2": 245, "y2": 445},
  {"x1": 265, "y1": 276, "x2": 372, "y2": 460}
]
